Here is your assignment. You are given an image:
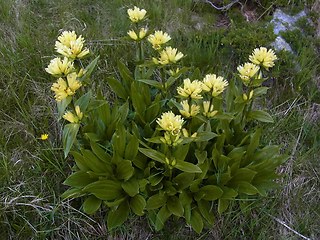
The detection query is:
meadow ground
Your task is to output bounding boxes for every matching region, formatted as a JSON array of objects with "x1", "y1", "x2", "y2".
[{"x1": 0, "y1": 0, "x2": 319, "y2": 239}]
